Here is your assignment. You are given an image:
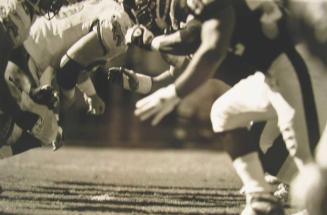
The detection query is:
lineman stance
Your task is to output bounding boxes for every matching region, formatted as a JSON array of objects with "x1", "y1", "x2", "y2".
[
  {"x1": 122, "y1": 0, "x2": 313, "y2": 214},
  {"x1": 0, "y1": 0, "x2": 68, "y2": 157}
]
